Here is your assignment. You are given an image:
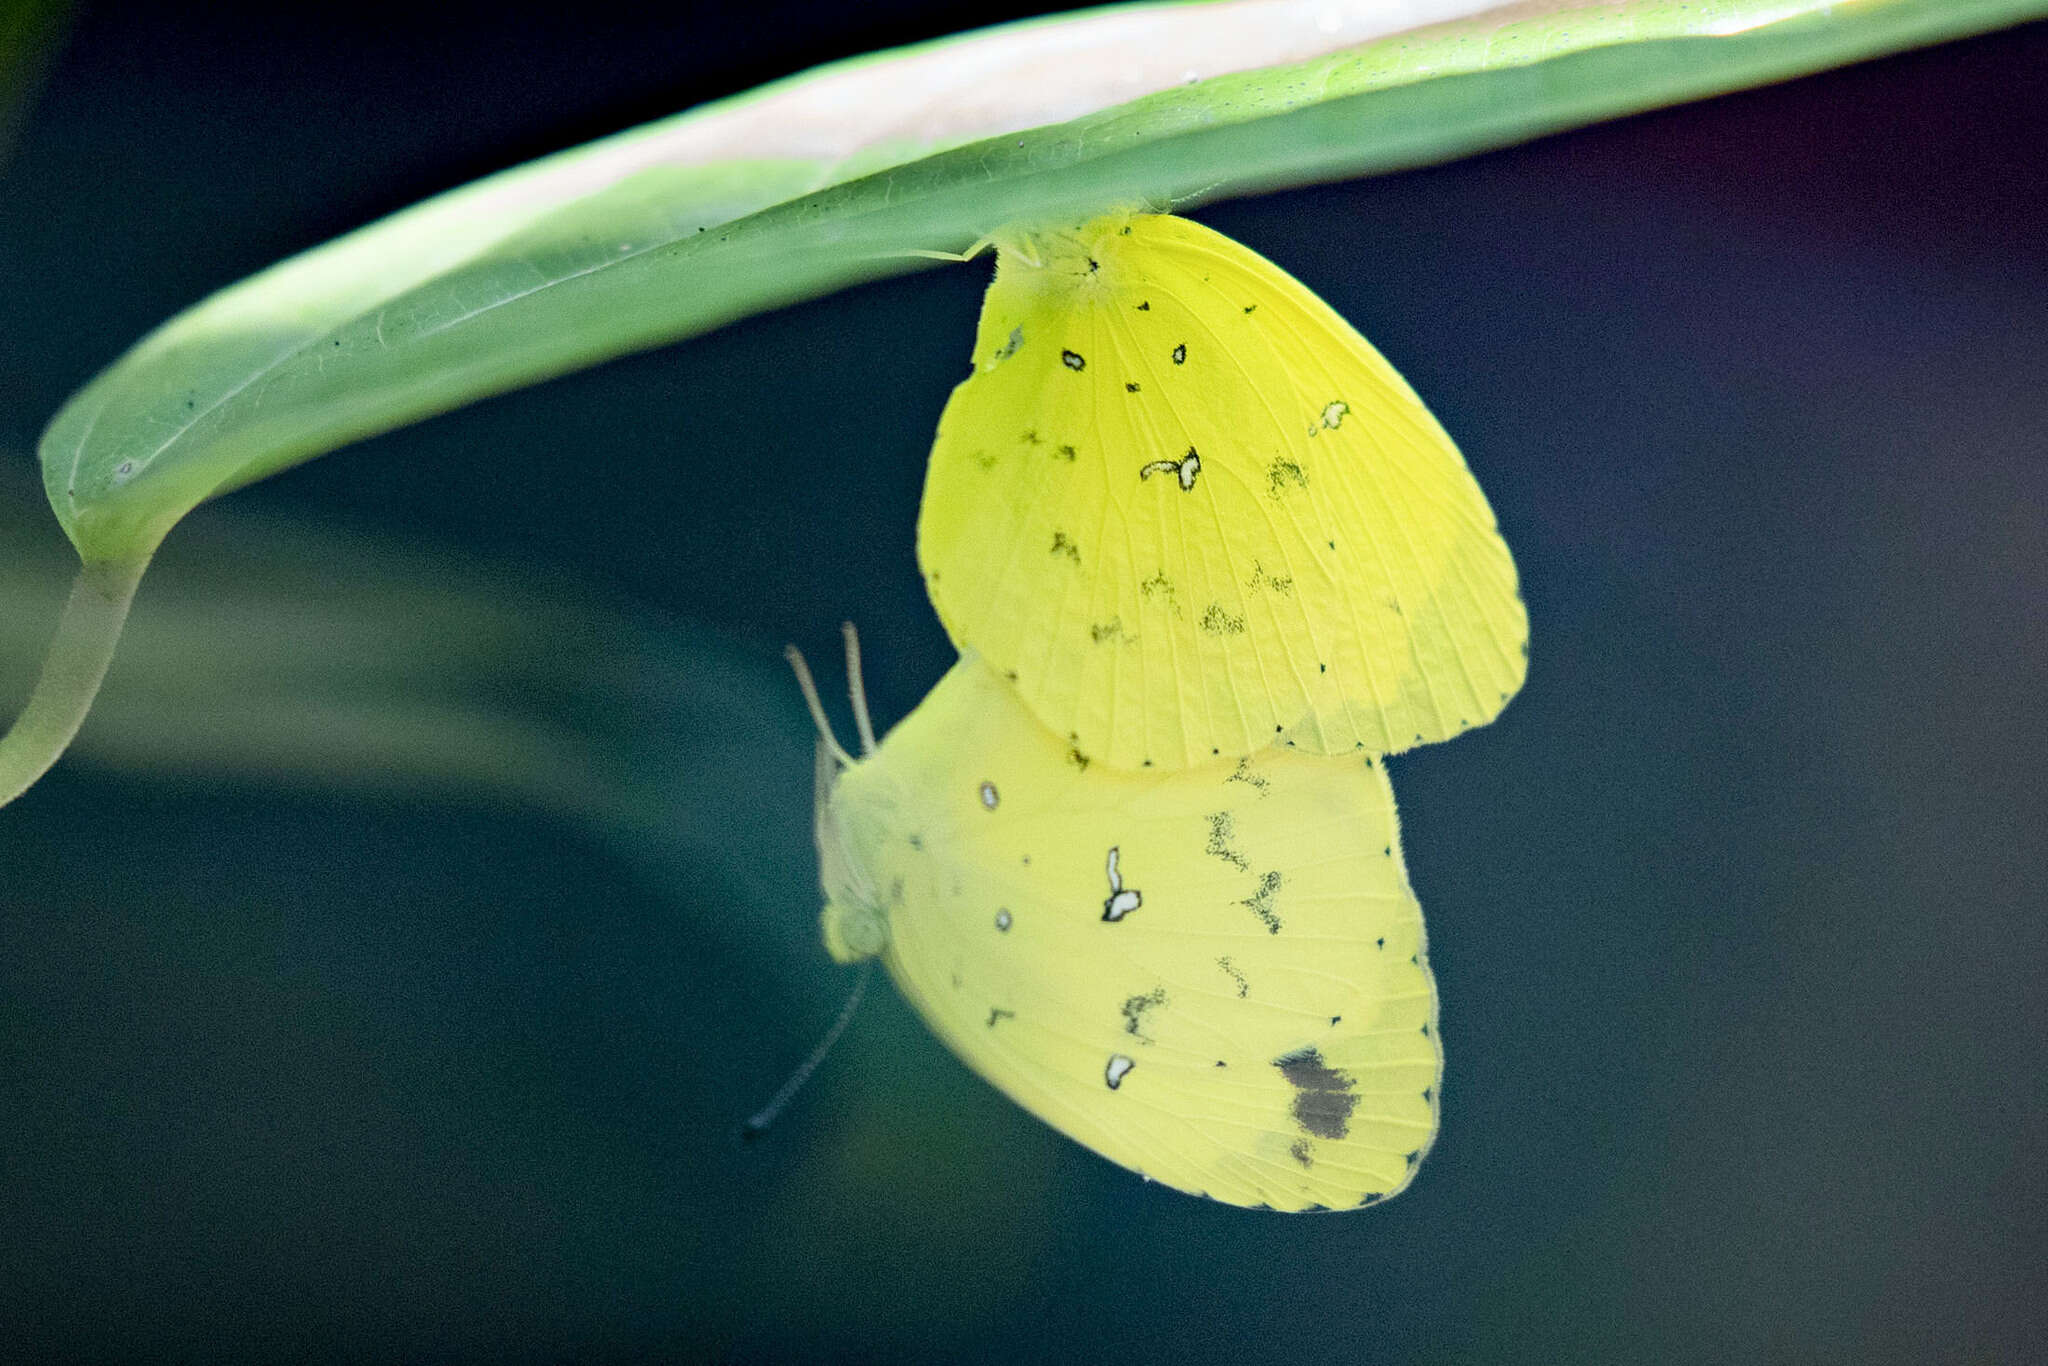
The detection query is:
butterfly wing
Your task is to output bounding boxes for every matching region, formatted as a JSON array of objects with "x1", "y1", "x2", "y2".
[
  {"x1": 825, "y1": 658, "x2": 1440, "y2": 1211},
  {"x1": 917, "y1": 211, "x2": 1527, "y2": 771}
]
